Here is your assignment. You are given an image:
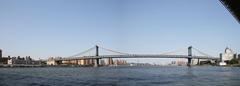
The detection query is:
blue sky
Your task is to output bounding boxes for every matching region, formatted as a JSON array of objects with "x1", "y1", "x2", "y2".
[{"x1": 0, "y1": 0, "x2": 239, "y2": 63}]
